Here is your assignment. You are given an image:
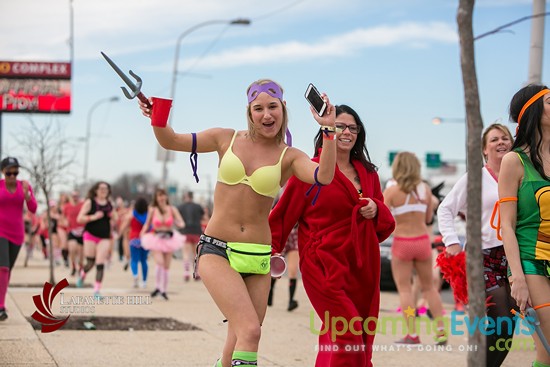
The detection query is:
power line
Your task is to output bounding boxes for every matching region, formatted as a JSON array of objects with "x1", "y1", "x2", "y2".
[
  {"x1": 251, "y1": 0, "x2": 308, "y2": 22},
  {"x1": 178, "y1": 25, "x2": 231, "y2": 76}
]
